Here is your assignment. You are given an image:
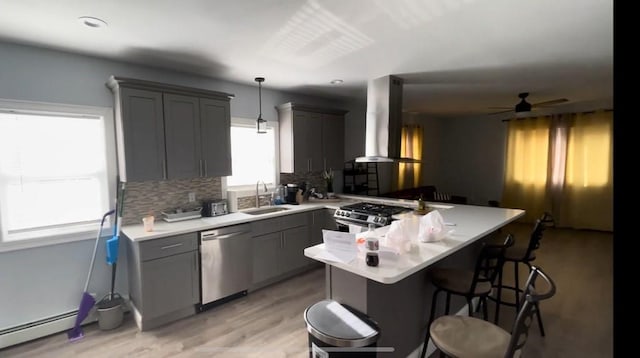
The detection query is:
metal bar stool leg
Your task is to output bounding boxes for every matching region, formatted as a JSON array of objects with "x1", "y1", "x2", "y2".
[
  {"x1": 514, "y1": 261, "x2": 521, "y2": 311},
  {"x1": 535, "y1": 302, "x2": 546, "y2": 337},
  {"x1": 467, "y1": 297, "x2": 474, "y2": 316},
  {"x1": 482, "y1": 296, "x2": 489, "y2": 321},
  {"x1": 445, "y1": 292, "x2": 451, "y2": 315},
  {"x1": 421, "y1": 289, "x2": 442, "y2": 358},
  {"x1": 494, "y1": 263, "x2": 504, "y2": 324}
]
